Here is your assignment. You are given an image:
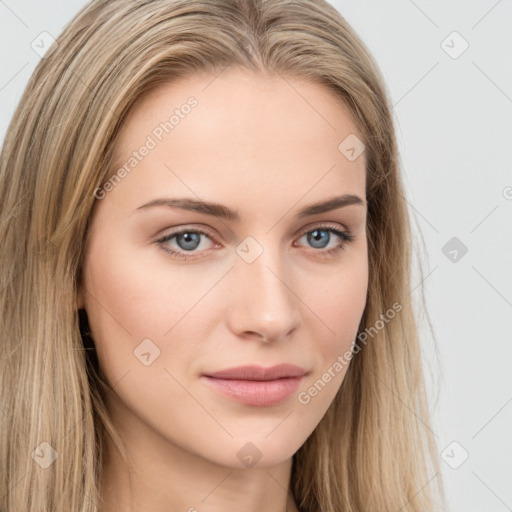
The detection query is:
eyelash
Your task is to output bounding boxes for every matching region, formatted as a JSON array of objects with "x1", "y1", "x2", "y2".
[{"x1": 155, "y1": 223, "x2": 354, "y2": 261}]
